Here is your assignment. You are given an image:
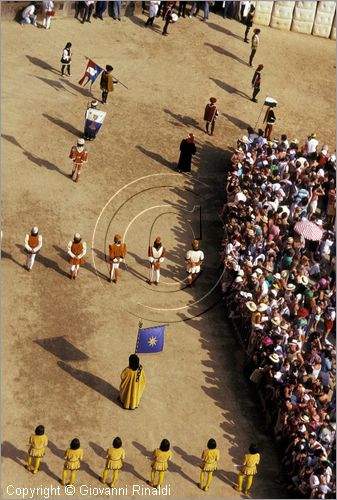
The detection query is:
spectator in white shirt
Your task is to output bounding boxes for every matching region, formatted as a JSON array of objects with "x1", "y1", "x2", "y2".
[
  {"x1": 42, "y1": 1, "x2": 54, "y2": 29},
  {"x1": 21, "y1": 3, "x2": 37, "y2": 25}
]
